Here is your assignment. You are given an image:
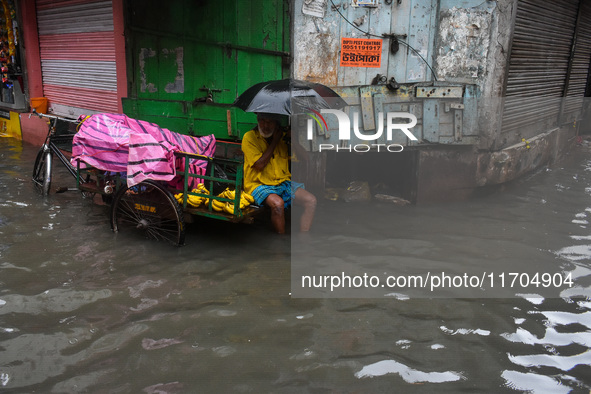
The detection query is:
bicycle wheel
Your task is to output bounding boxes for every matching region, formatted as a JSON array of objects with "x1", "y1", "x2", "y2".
[
  {"x1": 110, "y1": 180, "x2": 185, "y2": 246},
  {"x1": 32, "y1": 149, "x2": 52, "y2": 196}
]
